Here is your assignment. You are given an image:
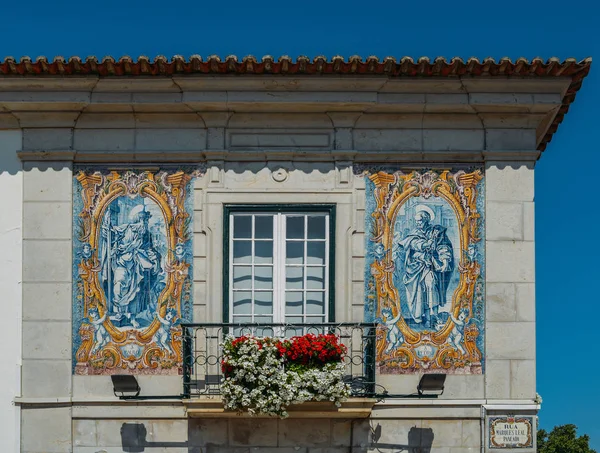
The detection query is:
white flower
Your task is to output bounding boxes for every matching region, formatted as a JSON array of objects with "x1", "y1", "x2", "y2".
[{"x1": 221, "y1": 335, "x2": 350, "y2": 418}]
